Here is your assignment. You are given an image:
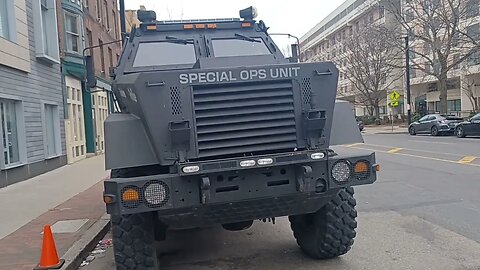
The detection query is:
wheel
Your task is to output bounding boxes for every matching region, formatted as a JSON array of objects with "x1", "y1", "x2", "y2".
[
  {"x1": 110, "y1": 168, "x2": 160, "y2": 270},
  {"x1": 409, "y1": 126, "x2": 416, "y2": 135},
  {"x1": 431, "y1": 126, "x2": 439, "y2": 136},
  {"x1": 111, "y1": 214, "x2": 159, "y2": 270},
  {"x1": 289, "y1": 187, "x2": 357, "y2": 259},
  {"x1": 456, "y1": 126, "x2": 466, "y2": 138}
]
